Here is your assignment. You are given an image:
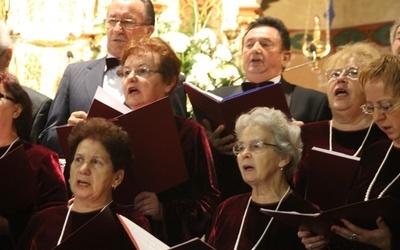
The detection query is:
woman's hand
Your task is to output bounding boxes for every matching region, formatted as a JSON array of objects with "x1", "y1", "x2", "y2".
[
  {"x1": 202, "y1": 119, "x2": 235, "y2": 155},
  {"x1": 331, "y1": 217, "x2": 392, "y2": 250},
  {"x1": 134, "y1": 192, "x2": 163, "y2": 221},
  {"x1": 298, "y1": 230, "x2": 329, "y2": 250}
]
